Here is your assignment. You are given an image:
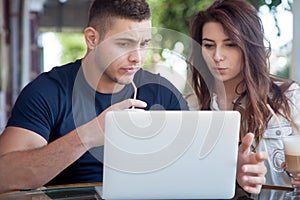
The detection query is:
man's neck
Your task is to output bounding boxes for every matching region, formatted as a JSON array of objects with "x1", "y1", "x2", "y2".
[
  {"x1": 96, "y1": 81, "x2": 125, "y2": 94},
  {"x1": 81, "y1": 57, "x2": 125, "y2": 94}
]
